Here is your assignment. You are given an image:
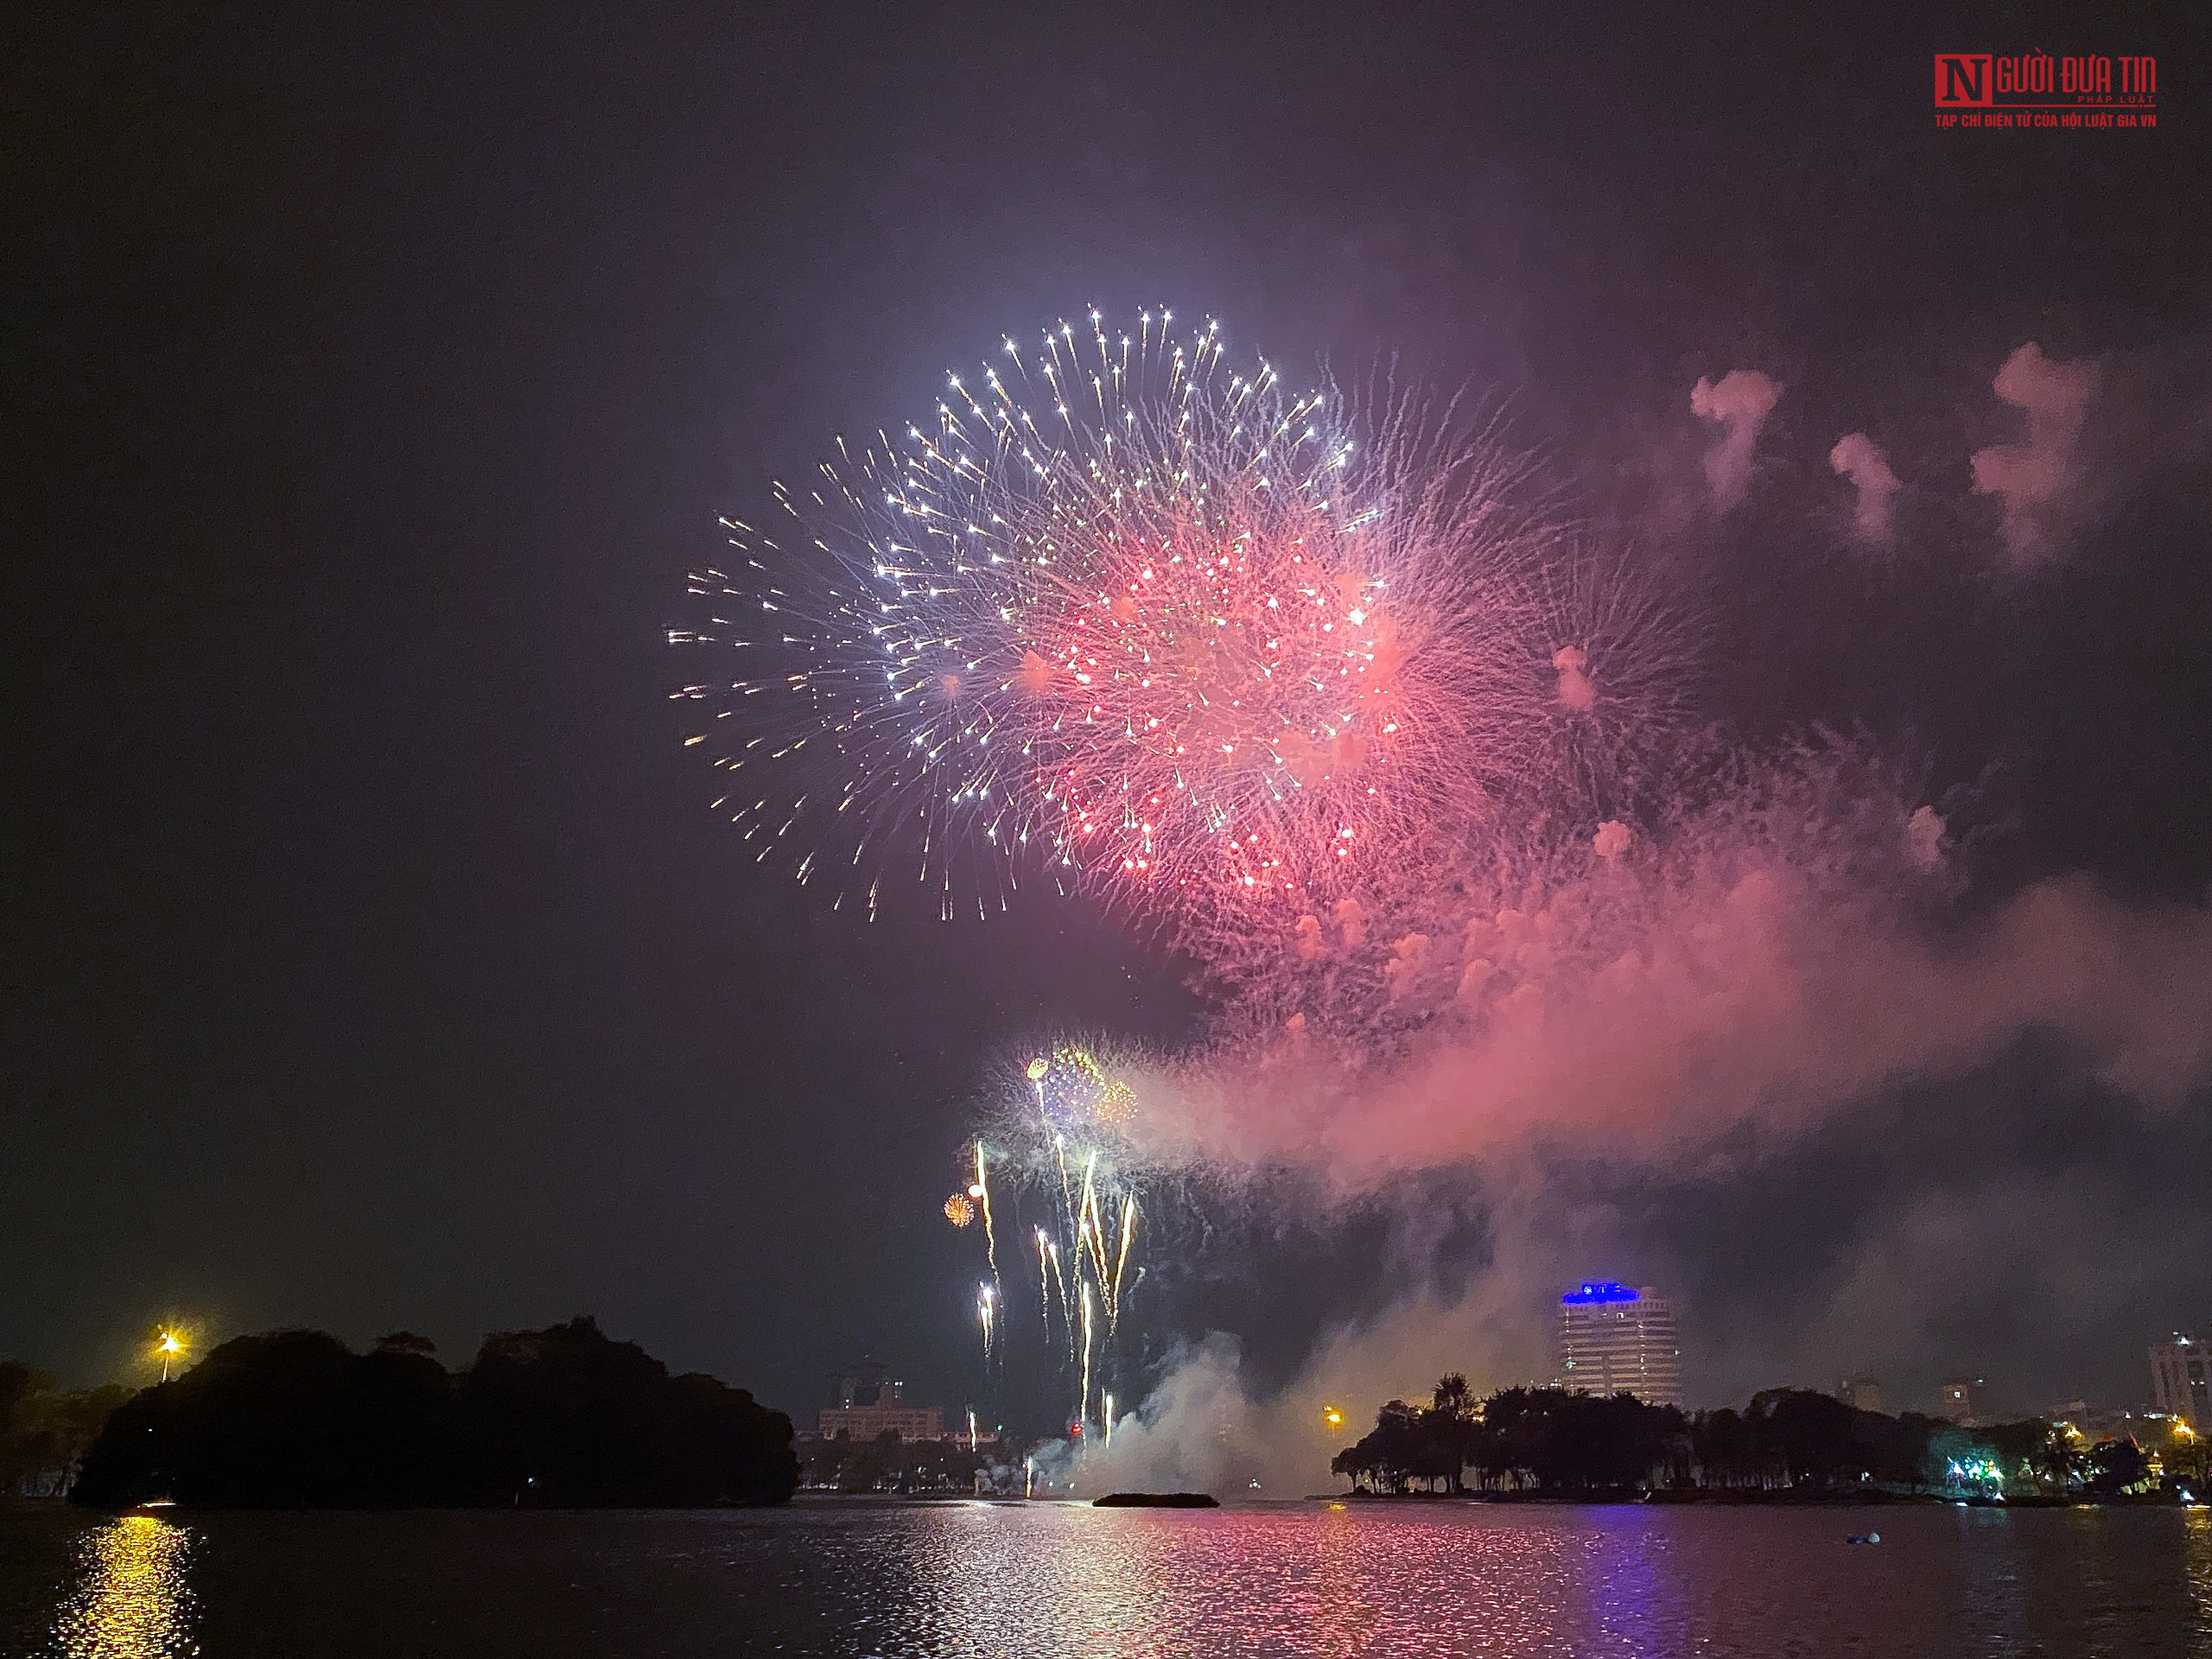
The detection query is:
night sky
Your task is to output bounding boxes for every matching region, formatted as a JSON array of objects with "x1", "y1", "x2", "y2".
[{"x1": 10, "y1": 3, "x2": 2211, "y2": 1427}]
